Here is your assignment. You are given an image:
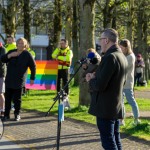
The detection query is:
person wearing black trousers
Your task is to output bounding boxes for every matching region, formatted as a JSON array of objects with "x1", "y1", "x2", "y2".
[
  {"x1": 1, "y1": 37, "x2": 36, "y2": 121},
  {"x1": 0, "y1": 42, "x2": 6, "y2": 118}
]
